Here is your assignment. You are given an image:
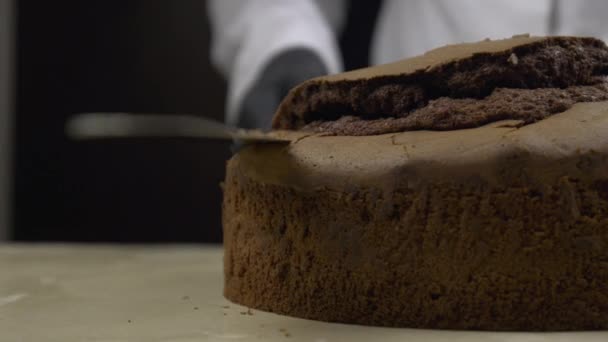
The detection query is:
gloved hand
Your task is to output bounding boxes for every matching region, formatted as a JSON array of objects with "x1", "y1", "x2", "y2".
[{"x1": 237, "y1": 48, "x2": 328, "y2": 130}]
